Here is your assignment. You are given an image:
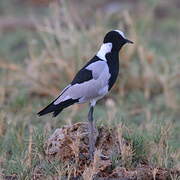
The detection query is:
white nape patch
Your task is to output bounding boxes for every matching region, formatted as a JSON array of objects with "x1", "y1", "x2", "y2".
[
  {"x1": 114, "y1": 30, "x2": 126, "y2": 39},
  {"x1": 96, "y1": 43, "x2": 112, "y2": 61}
]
